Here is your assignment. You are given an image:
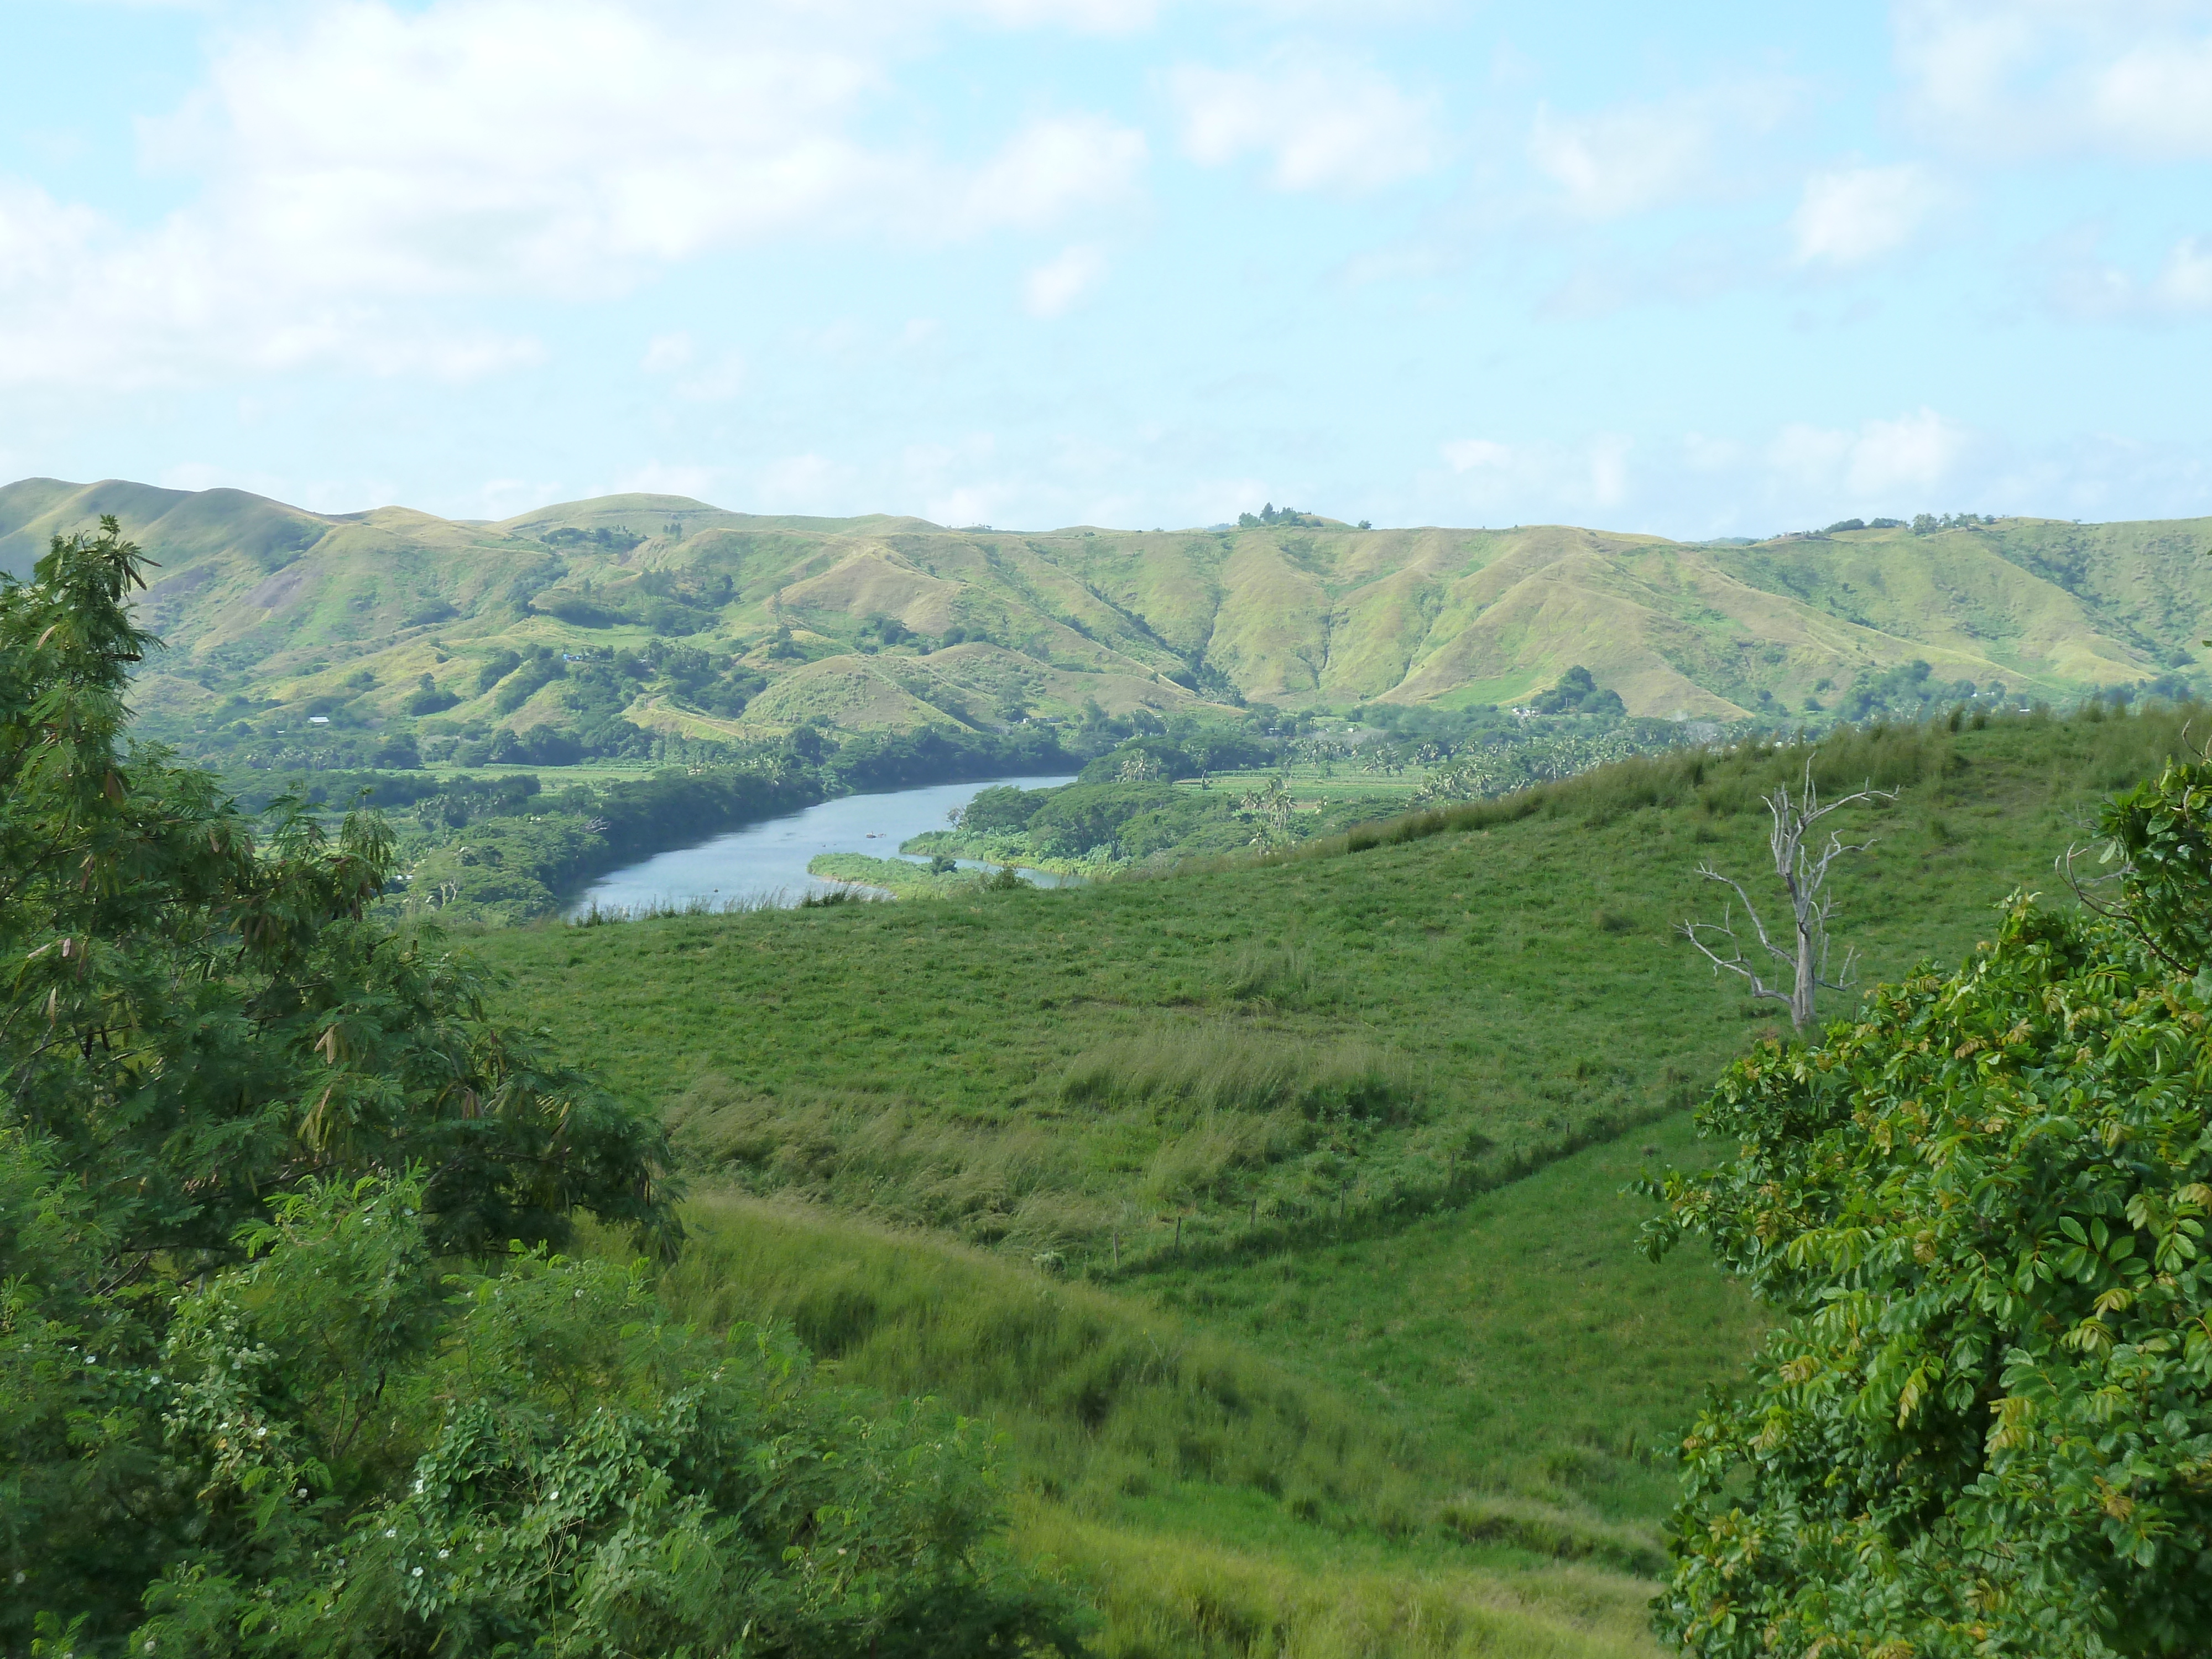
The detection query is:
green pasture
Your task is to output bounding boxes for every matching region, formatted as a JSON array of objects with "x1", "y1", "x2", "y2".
[
  {"x1": 478, "y1": 705, "x2": 2199, "y2": 1657},
  {"x1": 479, "y1": 709, "x2": 2161, "y2": 1269}
]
